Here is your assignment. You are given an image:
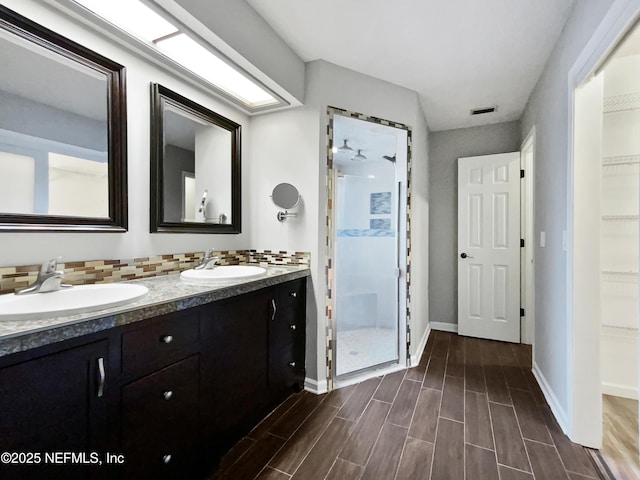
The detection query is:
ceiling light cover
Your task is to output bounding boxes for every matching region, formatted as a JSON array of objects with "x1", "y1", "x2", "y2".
[
  {"x1": 155, "y1": 34, "x2": 276, "y2": 106},
  {"x1": 74, "y1": 0, "x2": 178, "y2": 42},
  {"x1": 73, "y1": 0, "x2": 278, "y2": 108}
]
